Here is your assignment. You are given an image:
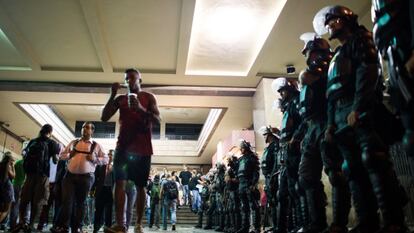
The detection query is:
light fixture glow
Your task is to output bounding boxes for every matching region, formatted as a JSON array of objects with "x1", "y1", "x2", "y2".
[
  {"x1": 186, "y1": 0, "x2": 288, "y2": 76},
  {"x1": 197, "y1": 108, "x2": 222, "y2": 153},
  {"x1": 20, "y1": 104, "x2": 74, "y2": 145}
]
